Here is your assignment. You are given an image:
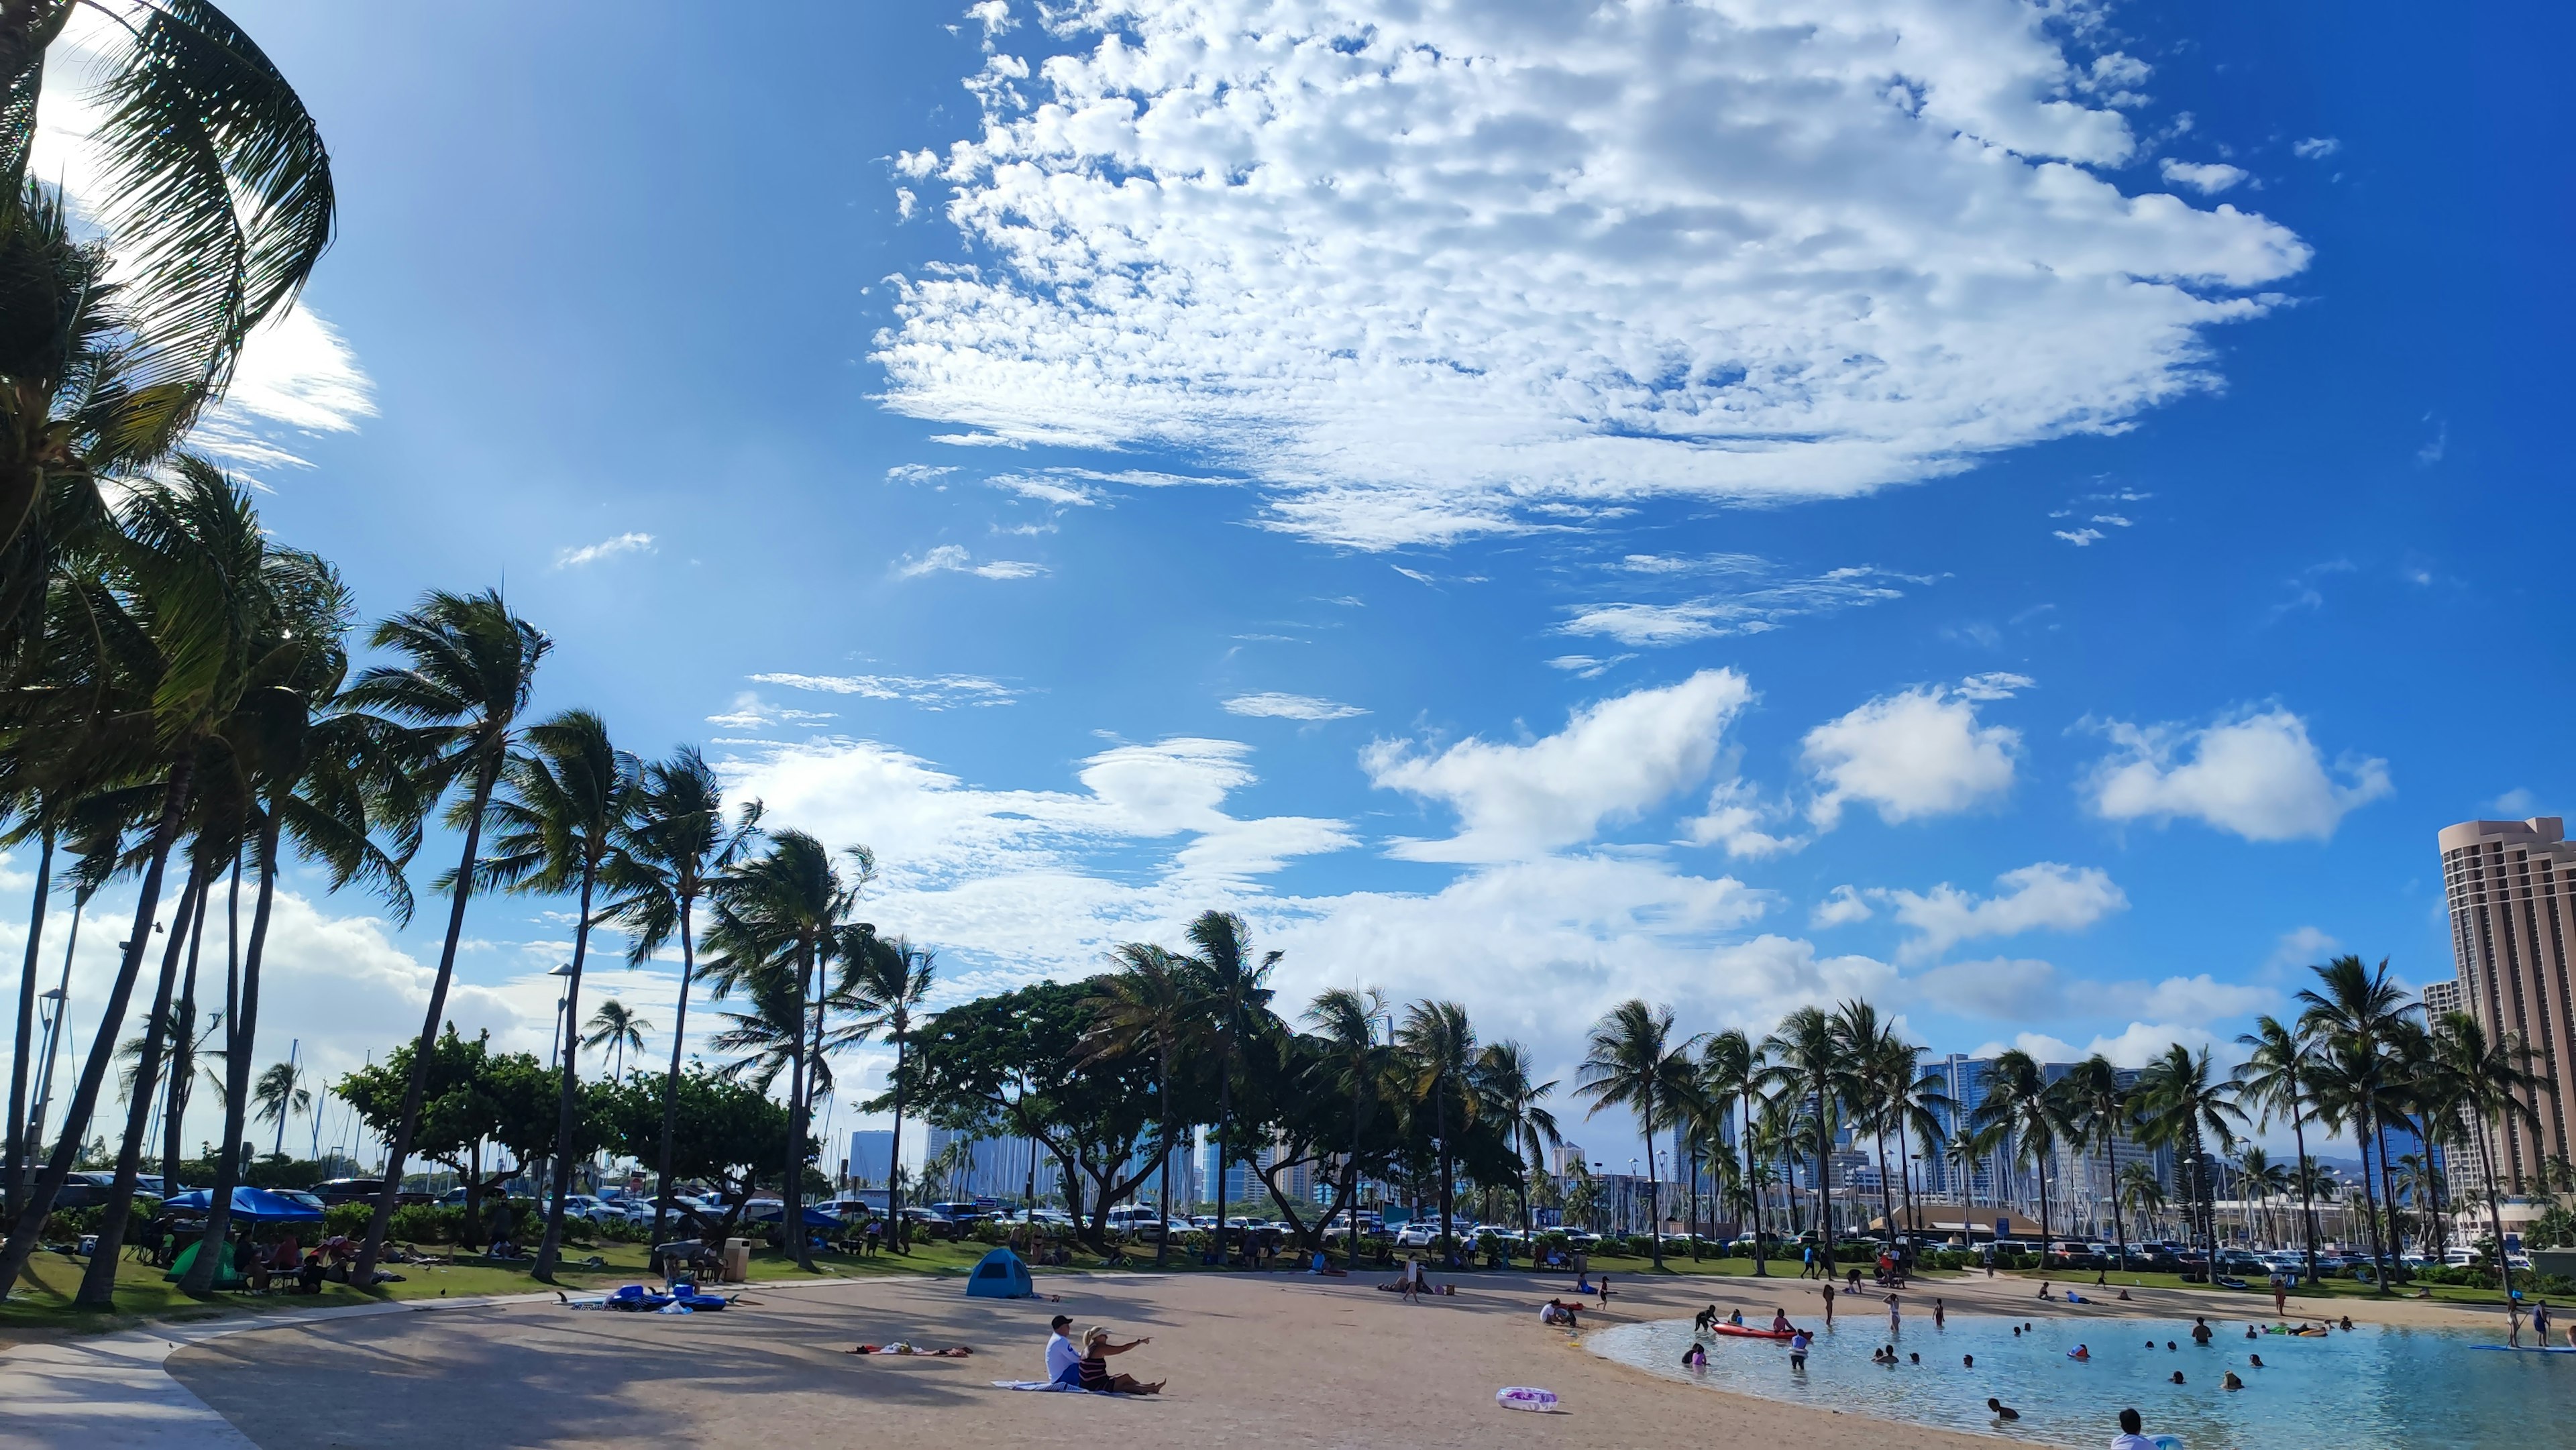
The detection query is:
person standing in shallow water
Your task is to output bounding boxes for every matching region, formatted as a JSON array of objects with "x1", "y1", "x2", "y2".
[{"x1": 1821, "y1": 1280, "x2": 1836, "y2": 1326}]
